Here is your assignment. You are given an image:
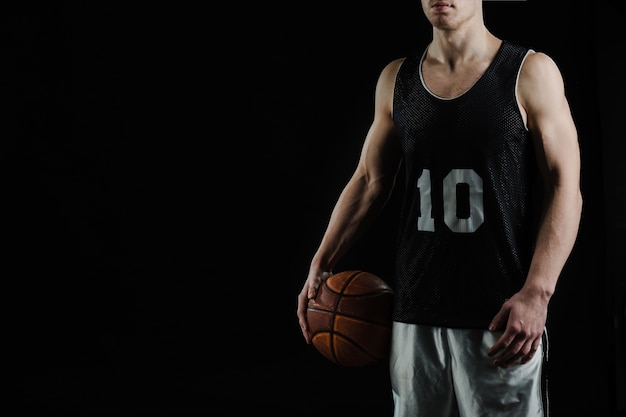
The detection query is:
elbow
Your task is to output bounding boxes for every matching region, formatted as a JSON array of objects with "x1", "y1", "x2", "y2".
[
  {"x1": 365, "y1": 179, "x2": 391, "y2": 205},
  {"x1": 576, "y1": 188, "x2": 583, "y2": 220},
  {"x1": 359, "y1": 169, "x2": 396, "y2": 201},
  {"x1": 564, "y1": 182, "x2": 583, "y2": 218},
  {"x1": 545, "y1": 181, "x2": 583, "y2": 226}
]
